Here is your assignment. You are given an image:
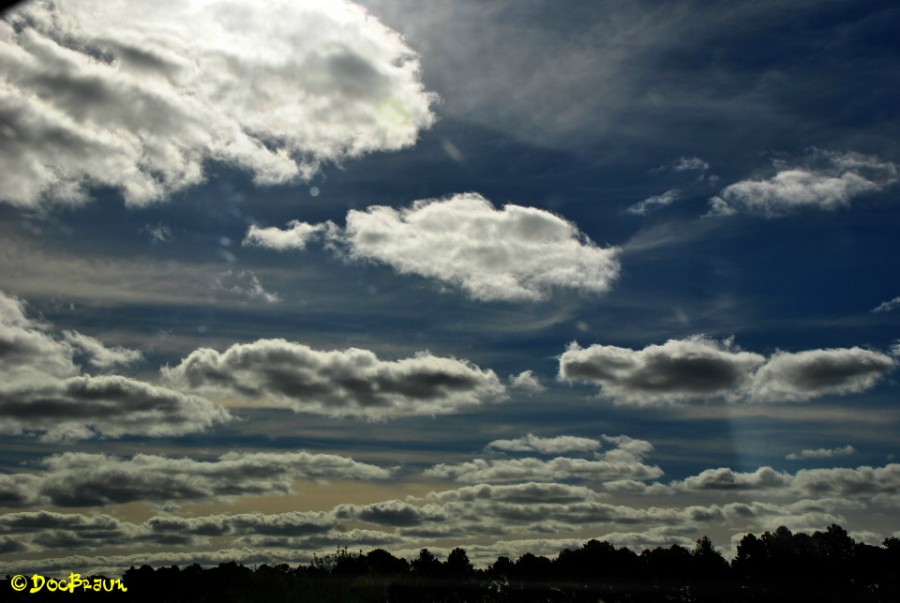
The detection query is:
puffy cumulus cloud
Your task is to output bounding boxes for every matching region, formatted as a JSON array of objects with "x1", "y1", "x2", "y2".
[
  {"x1": 486, "y1": 433, "x2": 600, "y2": 455},
  {"x1": 424, "y1": 482, "x2": 602, "y2": 505},
  {"x1": 786, "y1": 445, "x2": 856, "y2": 461},
  {"x1": 708, "y1": 149, "x2": 898, "y2": 217},
  {"x1": 560, "y1": 336, "x2": 896, "y2": 406},
  {"x1": 424, "y1": 435, "x2": 661, "y2": 484},
  {"x1": 0, "y1": 289, "x2": 232, "y2": 440},
  {"x1": 0, "y1": 0, "x2": 435, "y2": 208},
  {"x1": 508, "y1": 370, "x2": 546, "y2": 393},
  {"x1": 872, "y1": 296, "x2": 900, "y2": 313},
  {"x1": 626, "y1": 189, "x2": 680, "y2": 215},
  {"x1": 242, "y1": 220, "x2": 334, "y2": 251},
  {"x1": 162, "y1": 338, "x2": 506, "y2": 418},
  {"x1": 750, "y1": 347, "x2": 896, "y2": 403},
  {"x1": 340, "y1": 193, "x2": 621, "y2": 302},
  {"x1": 0, "y1": 450, "x2": 390, "y2": 508},
  {"x1": 60, "y1": 330, "x2": 142, "y2": 368},
  {"x1": 559, "y1": 336, "x2": 765, "y2": 406}
]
